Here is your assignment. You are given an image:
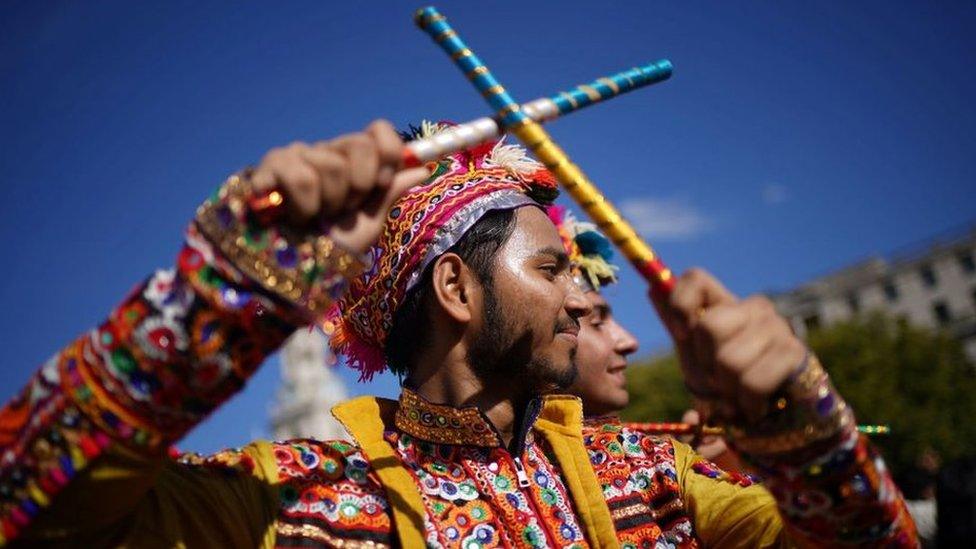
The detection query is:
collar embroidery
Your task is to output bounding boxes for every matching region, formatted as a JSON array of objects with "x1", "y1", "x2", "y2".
[{"x1": 394, "y1": 388, "x2": 502, "y2": 447}]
